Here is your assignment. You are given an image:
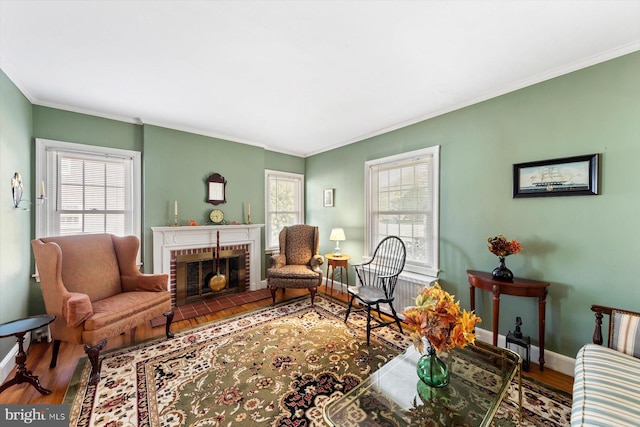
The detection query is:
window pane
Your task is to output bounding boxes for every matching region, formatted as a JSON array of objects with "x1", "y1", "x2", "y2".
[
  {"x1": 84, "y1": 214, "x2": 104, "y2": 233},
  {"x1": 107, "y1": 187, "x2": 125, "y2": 210},
  {"x1": 85, "y1": 186, "x2": 105, "y2": 210},
  {"x1": 106, "y1": 163, "x2": 125, "y2": 187},
  {"x1": 60, "y1": 184, "x2": 83, "y2": 210},
  {"x1": 106, "y1": 214, "x2": 125, "y2": 234},
  {"x1": 60, "y1": 158, "x2": 83, "y2": 184},
  {"x1": 276, "y1": 180, "x2": 296, "y2": 211},
  {"x1": 84, "y1": 160, "x2": 105, "y2": 186},
  {"x1": 59, "y1": 214, "x2": 82, "y2": 235}
]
